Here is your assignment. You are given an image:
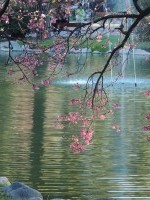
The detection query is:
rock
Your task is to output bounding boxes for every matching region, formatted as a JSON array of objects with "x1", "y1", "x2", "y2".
[
  {"x1": 2, "y1": 181, "x2": 43, "y2": 200},
  {"x1": 0, "y1": 177, "x2": 11, "y2": 187}
]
